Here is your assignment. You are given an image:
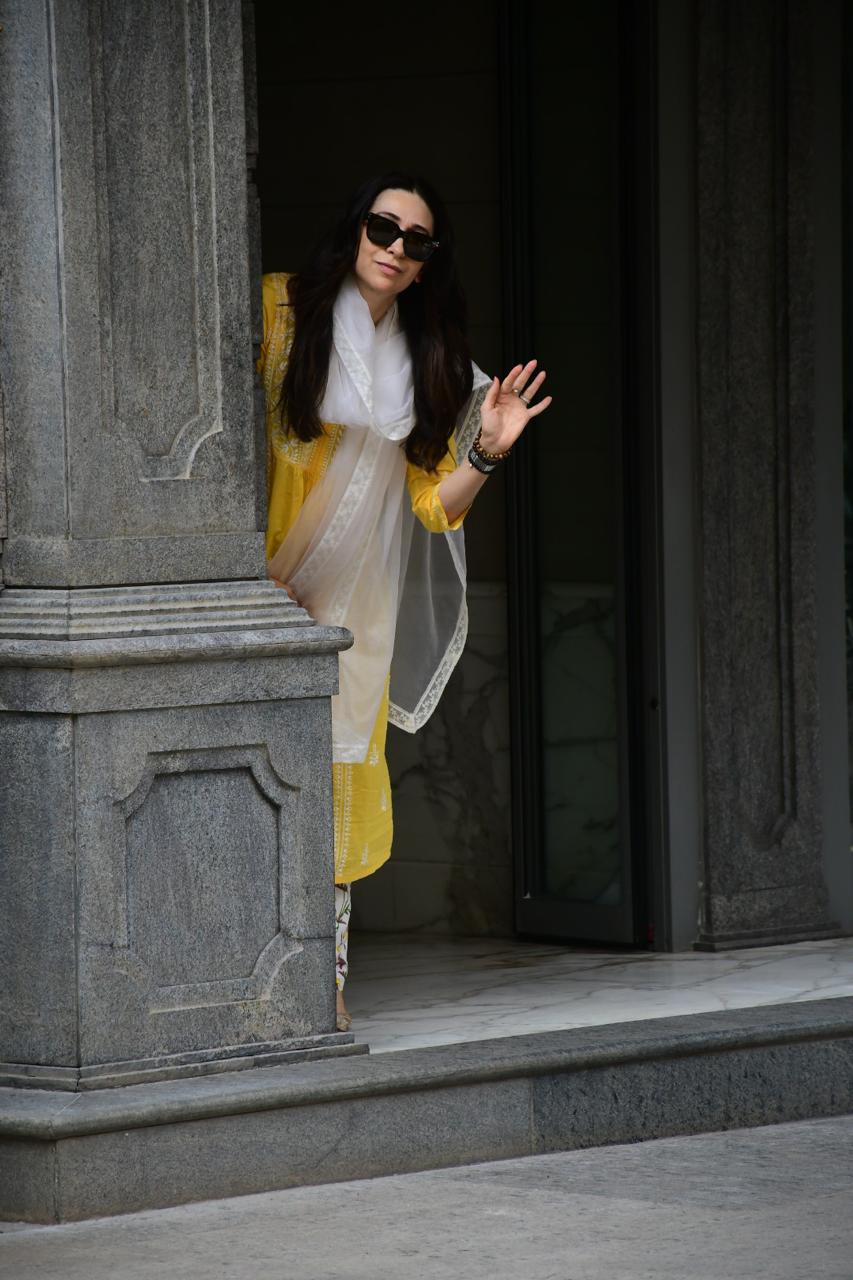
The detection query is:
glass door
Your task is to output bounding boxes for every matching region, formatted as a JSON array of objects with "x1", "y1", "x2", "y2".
[{"x1": 502, "y1": 0, "x2": 648, "y2": 944}]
